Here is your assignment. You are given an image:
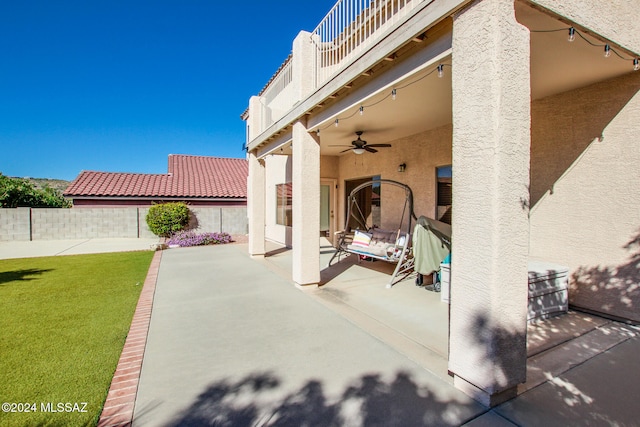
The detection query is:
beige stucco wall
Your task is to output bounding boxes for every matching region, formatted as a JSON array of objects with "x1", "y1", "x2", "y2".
[
  {"x1": 331, "y1": 125, "x2": 453, "y2": 232},
  {"x1": 264, "y1": 154, "x2": 292, "y2": 245},
  {"x1": 530, "y1": 0, "x2": 640, "y2": 55},
  {"x1": 530, "y1": 71, "x2": 640, "y2": 322},
  {"x1": 320, "y1": 155, "x2": 339, "y2": 179},
  {"x1": 261, "y1": 126, "x2": 453, "y2": 246}
]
